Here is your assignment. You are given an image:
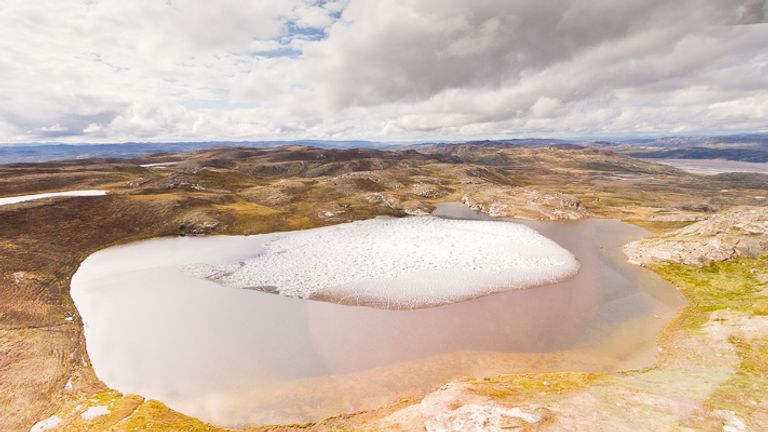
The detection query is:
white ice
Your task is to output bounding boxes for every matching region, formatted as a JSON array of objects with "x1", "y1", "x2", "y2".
[
  {"x1": 0, "y1": 190, "x2": 107, "y2": 206},
  {"x1": 28, "y1": 416, "x2": 61, "y2": 432},
  {"x1": 81, "y1": 405, "x2": 110, "y2": 420},
  {"x1": 186, "y1": 216, "x2": 579, "y2": 309},
  {"x1": 140, "y1": 161, "x2": 180, "y2": 168}
]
